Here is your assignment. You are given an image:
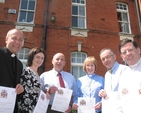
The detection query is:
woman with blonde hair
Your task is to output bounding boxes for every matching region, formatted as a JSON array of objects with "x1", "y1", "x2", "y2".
[{"x1": 73, "y1": 56, "x2": 104, "y2": 113}]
